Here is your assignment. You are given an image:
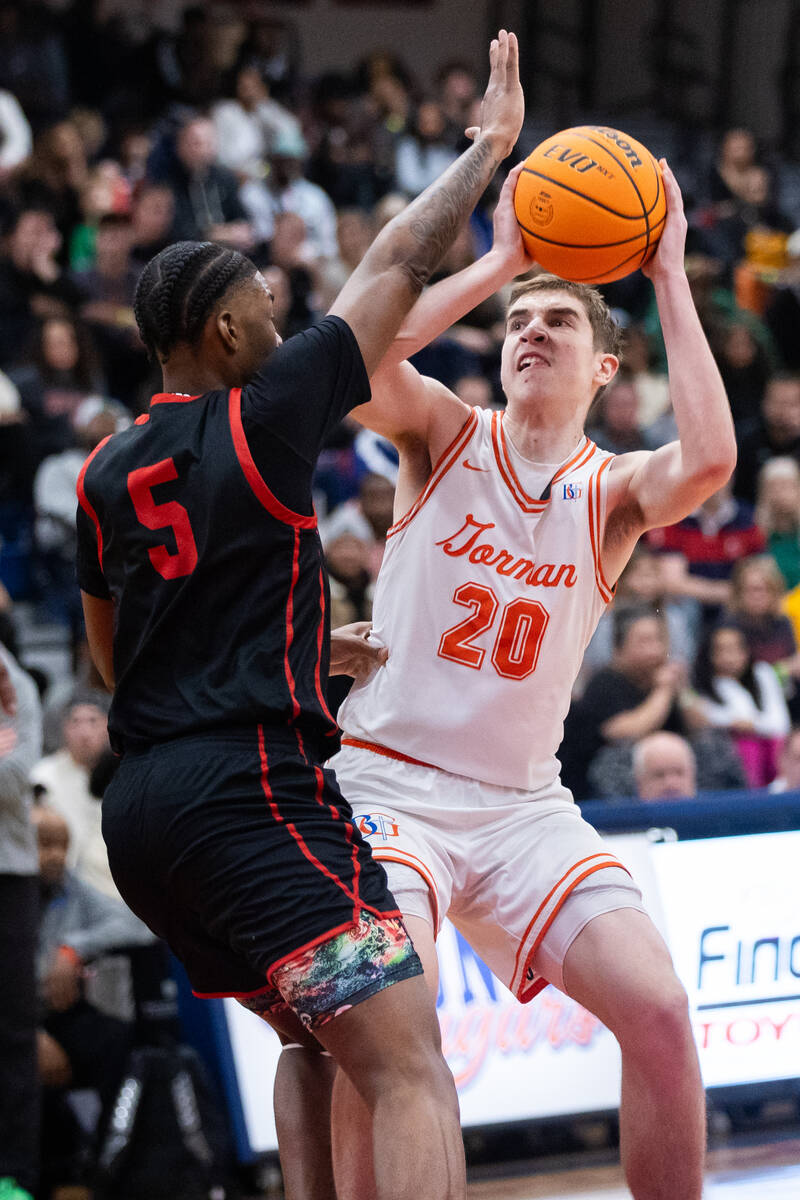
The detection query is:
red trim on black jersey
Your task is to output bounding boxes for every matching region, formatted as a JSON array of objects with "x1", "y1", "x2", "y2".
[
  {"x1": 150, "y1": 392, "x2": 202, "y2": 406},
  {"x1": 315, "y1": 565, "x2": 338, "y2": 736},
  {"x1": 76, "y1": 434, "x2": 113, "y2": 571},
  {"x1": 284, "y1": 528, "x2": 303, "y2": 732},
  {"x1": 257, "y1": 725, "x2": 389, "y2": 924},
  {"x1": 227, "y1": 388, "x2": 317, "y2": 529}
]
